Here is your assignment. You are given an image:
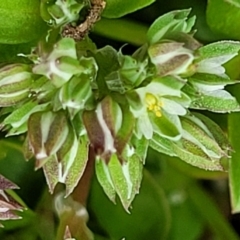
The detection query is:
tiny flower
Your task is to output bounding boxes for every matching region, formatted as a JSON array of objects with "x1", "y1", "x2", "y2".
[
  {"x1": 148, "y1": 41, "x2": 195, "y2": 77},
  {"x1": 129, "y1": 76, "x2": 190, "y2": 140}
]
